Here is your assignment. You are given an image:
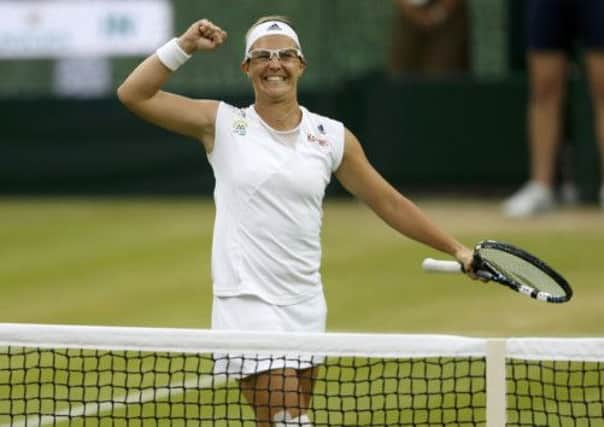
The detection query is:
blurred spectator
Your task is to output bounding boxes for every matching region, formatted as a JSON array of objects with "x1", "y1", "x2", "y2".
[
  {"x1": 390, "y1": 0, "x2": 470, "y2": 77},
  {"x1": 503, "y1": 0, "x2": 604, "y2": 217}
]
